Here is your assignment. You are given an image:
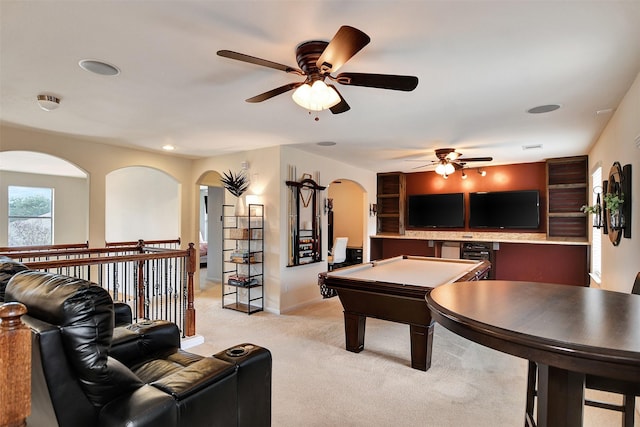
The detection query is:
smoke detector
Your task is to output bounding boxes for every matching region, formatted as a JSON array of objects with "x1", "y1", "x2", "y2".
[{"x1": 37, "y1": 95, "x2": 61, "y2": 111}]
